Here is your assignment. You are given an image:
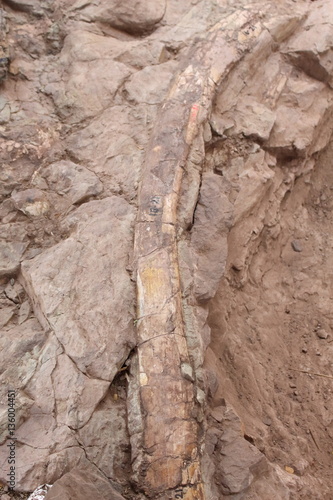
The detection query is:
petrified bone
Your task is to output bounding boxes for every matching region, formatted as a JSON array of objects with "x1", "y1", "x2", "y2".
[{"x1": 130, "y1": 9, "x2": 267, "y2": 500}]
